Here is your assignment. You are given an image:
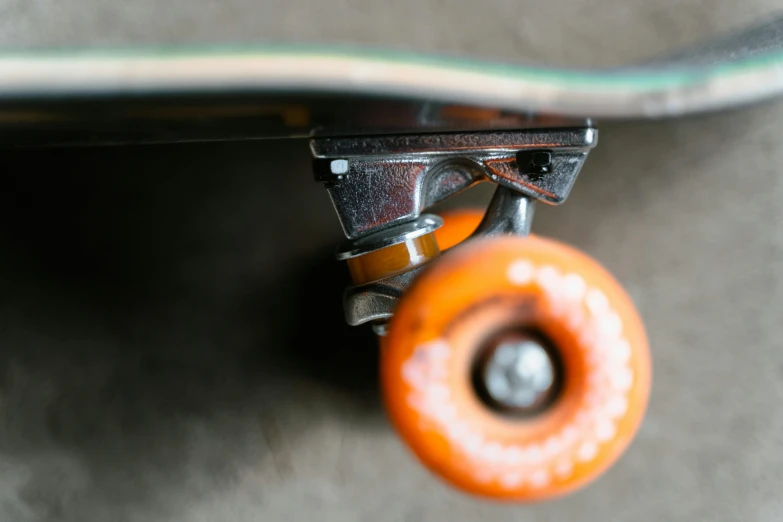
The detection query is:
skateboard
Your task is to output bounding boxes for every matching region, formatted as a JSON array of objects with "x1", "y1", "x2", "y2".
[{"x1": 2, "y1": 14, "x2": 783, "y2": 502}]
